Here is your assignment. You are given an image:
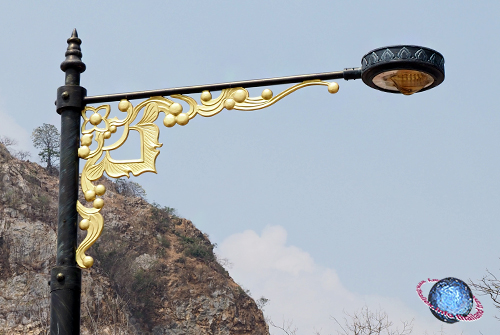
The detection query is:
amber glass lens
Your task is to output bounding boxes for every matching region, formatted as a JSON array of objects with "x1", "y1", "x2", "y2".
[{"x1": 372, "y1": 70, "x2": 434, "y2": 95}]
